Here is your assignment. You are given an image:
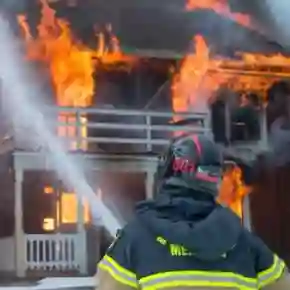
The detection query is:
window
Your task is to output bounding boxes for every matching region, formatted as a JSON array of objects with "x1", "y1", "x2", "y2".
[
  {"x1": 59, "y1": 193, "x2": 90, "y2": 224},
  {"x1": 43, "y1": 218, "x2": 55, "y2": 231}
]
